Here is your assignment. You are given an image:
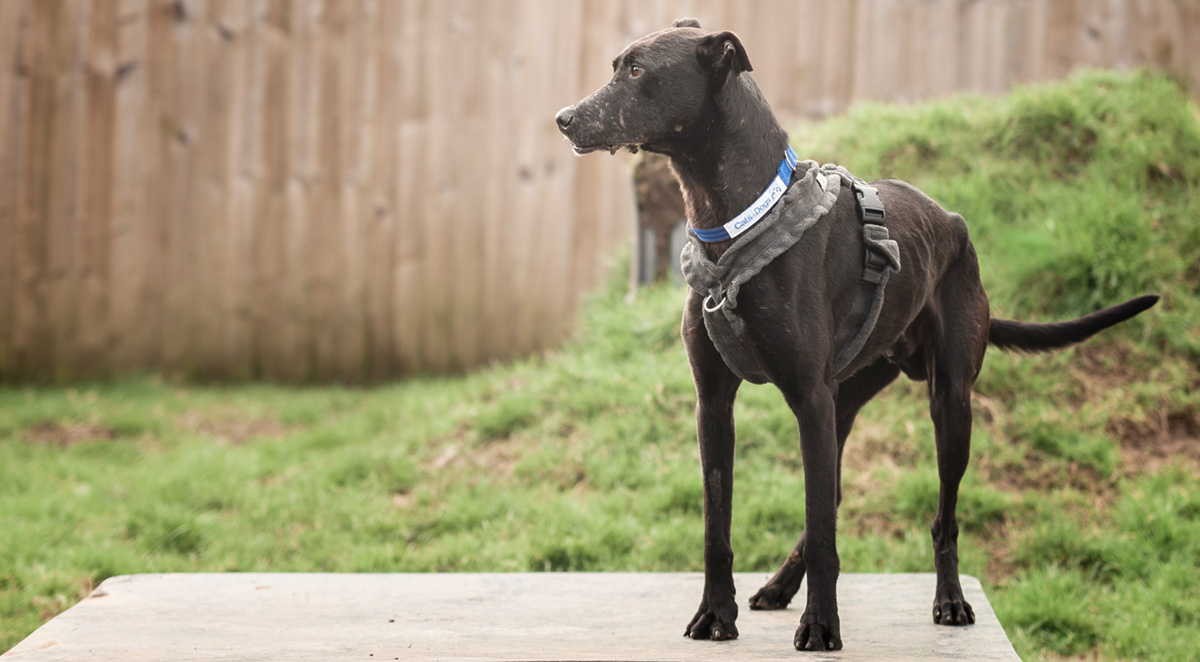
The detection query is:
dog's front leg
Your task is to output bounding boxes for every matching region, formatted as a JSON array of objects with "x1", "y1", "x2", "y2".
[
  {"x1": 750, "y1": 359, "x2": 902, "y2": 611},
  {"x1": 685, "y1": 383, "x2": 740, "y2": 641},
  {"x1": 781, "y1": 379, "x2": 843, "y2": 651},
  {"x1": 681, "y1": 292, "x2": 742, "y2": 641}
]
